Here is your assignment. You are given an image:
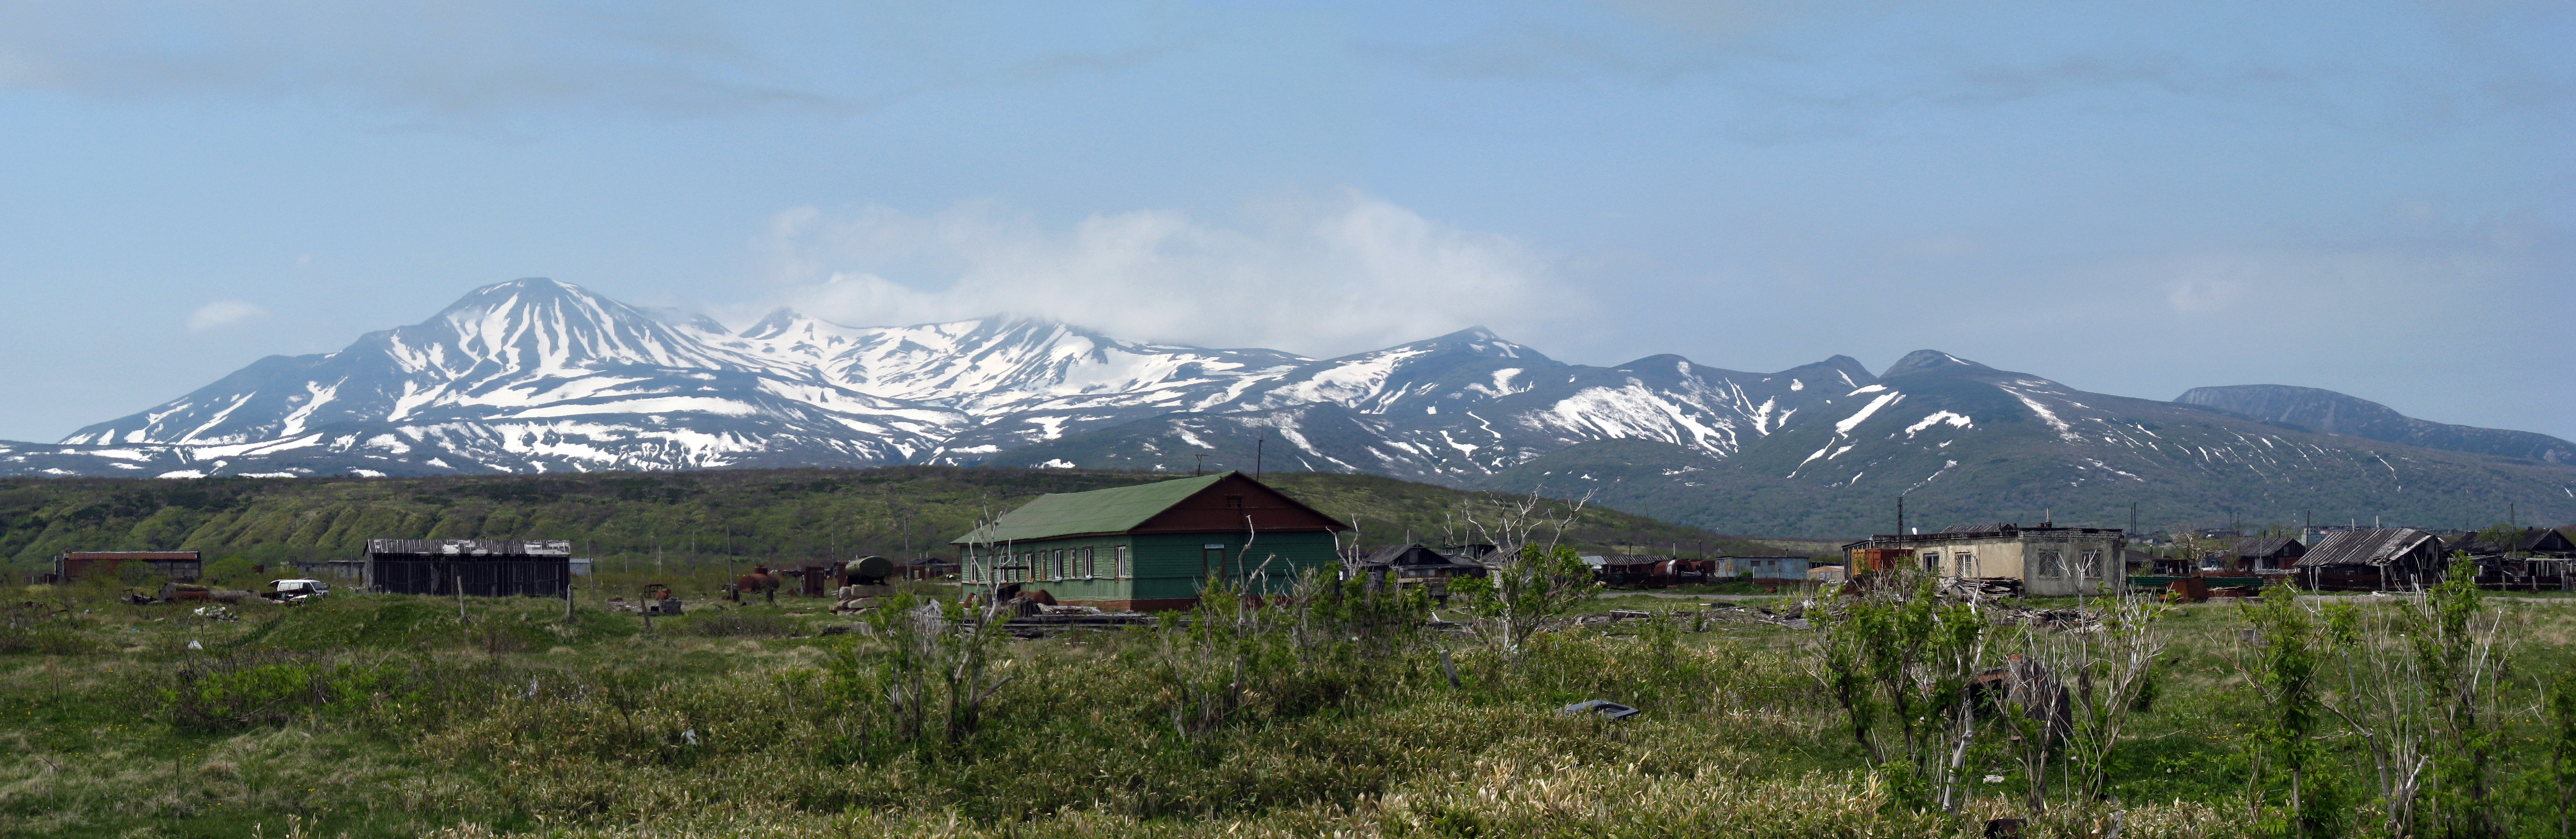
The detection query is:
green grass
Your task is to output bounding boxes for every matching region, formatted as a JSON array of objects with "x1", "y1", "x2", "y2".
[{"x1": 2, "y1": 579, "x2": 2570, "y2": 838}]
